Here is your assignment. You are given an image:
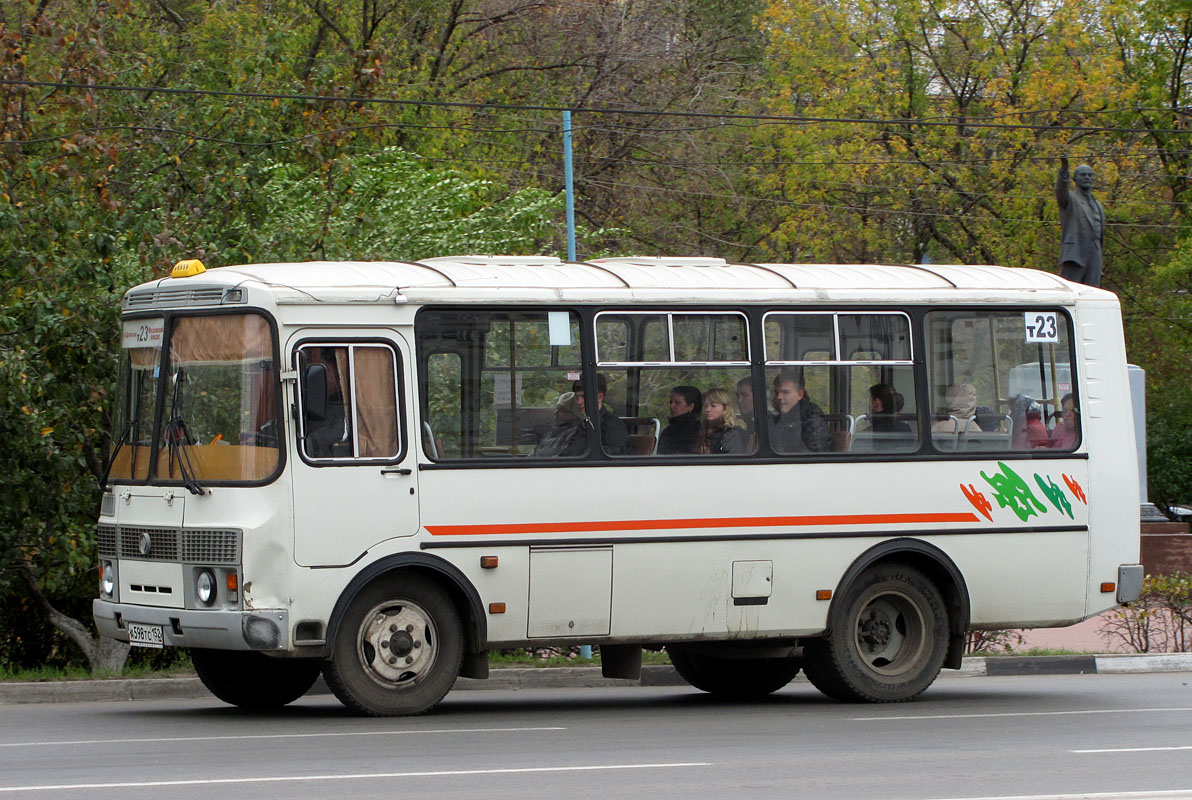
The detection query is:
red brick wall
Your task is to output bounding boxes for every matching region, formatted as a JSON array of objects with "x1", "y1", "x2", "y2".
[{"x1": 1141, "y1": 522, "x2": 1192, "y2": 575}]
